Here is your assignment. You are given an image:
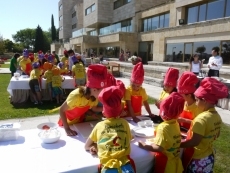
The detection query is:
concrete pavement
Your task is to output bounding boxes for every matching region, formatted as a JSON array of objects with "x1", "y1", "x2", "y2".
[{"x1": 0, "y1": 76, "x2": 229, "y2": 130}]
